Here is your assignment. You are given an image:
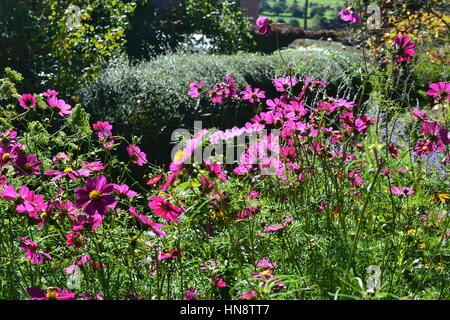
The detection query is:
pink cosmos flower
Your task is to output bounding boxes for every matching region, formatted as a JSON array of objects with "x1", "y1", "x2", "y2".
[
  {"x1": 236, "y1": 207, "x2": 260, "y2": 220},
  {"x1": 114, "y1": 184, "x2": 138, "y2": 198},
  {"x1": 392, "y1": 35, "x2": 415, "y2": 62},
  {"x1": 264, "y1": 217, "x2": 294, "y2": 232},
  {"x1": 1, "y1": 185, "x2": 47, "y2": 217},
  {"x1": 241, "y1": 87, "x2": 266, "y2": 103},
  {"x1": 390, "y1": 186, "x2": 414, "y2": 197},
  {"x1": 273, "y1": 76, "x2": 297, "y2": 92},
  {"x1": 412, "y1": 108, "x2": 428, "y2": 122},
  {"x1": 241, "y1": 291, "x2": 258, "y2": 300},
  {"x1": 388, "y1": 143, "x2": 399, "y2": 158},
  {"x1": 208, "y1": 85, "x2": 224, "y2": 104},
  {"x1": 13, "y1": 152, "x2": 41, "y2": 176},
  {"x1": 426, "y1": 82, "x2": 450, "y2": 101},
  {"x1": 18, "y1": 94, "x2": 36, "y2": 110},
  {"x1": 44, "y1": 167, "x2": 90, "y2": 181},
  {"x1": 156, "y1": 249, "x2": 183, "y2": 261},
  {"x1": 74, "y1": 175, "x2": 116, "y2": 216},
  {"x1": 65, "y1": 231, "x2": 86, "y2": 249},
  {"x1": 148, "y1": 196, "x2": 182, "y2": 222},
  {"x1": 81, "y1": 161, "x2": 105, "y2": 172},
  {"x1": 126, "y1": 144, "x2": 148, "y2": 166},
  {"x1": 92, "y1": 121, "x2": 113, "y2": 138},
  {"x1": 0, "y1": 175, "x2": 6, "y2": 187},
  {"x1": 215, "y1": 277, "x2": 227, "y2": 288},
  {"x1": 339, "y1": 8, "x2": 361, "y2": 23},
  {"x1": 70, "y1": 212, "x2": 104, "y2": 231},
  {"x1": 19, "y1": 238, "x2": 51, "y2": 264},
  {"x1": 203, "y1": 160, "x2": 227, "y2": 182},
  {"x1": 147, "y1": 173, "x2": 163, "y2": 185},
  {"x1": 41, "y1": 89, "x2": 59, "y2": 98},
  {"x1": 414, "y1": 140, "x2": 436, "y2": 156},
  {"x1": 160, "y1": 129, "x2": 208, "y2": 190},
  {"x1": 52, "y1": 152, "x2": 69, "y2": 163},
  {"x1": 256, "y1": 16, "x2": 271, "y2": 35},
  {"x1": 188, "y1": 81, "x2": 205, "y2": 98},
  {"x1": 27, "y1": 287, "x2": 75, "y2": 300},
  {"x1": 183, "y1": 288, "x2": 199, "y2": 300},
  {"x1": 46, "y1": 96, "x2": 72, "y2": 116},
  {"x1": 248, "y1": 190, "x2": 260, "y2": 199},
  {"x1": 129, "y1": 206, "x2": 166, "y2": 237},
  {"x1": 0, "y1": 145, "x2": 19, "y2": 167}
]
